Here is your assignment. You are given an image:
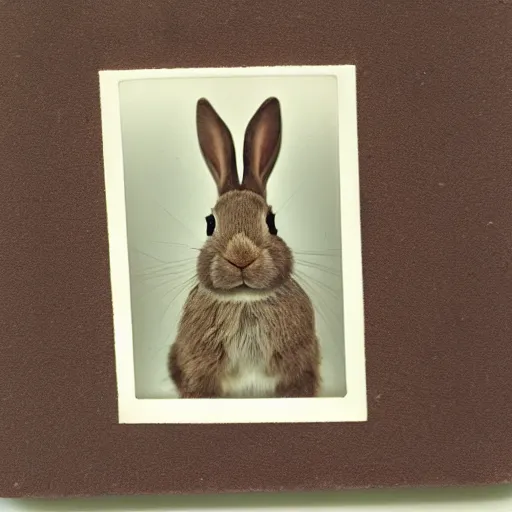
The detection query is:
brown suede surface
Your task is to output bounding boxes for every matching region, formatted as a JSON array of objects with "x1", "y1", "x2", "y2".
[{"x1": 1, "y1": 0, "x2": 511, "y2": 498}]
